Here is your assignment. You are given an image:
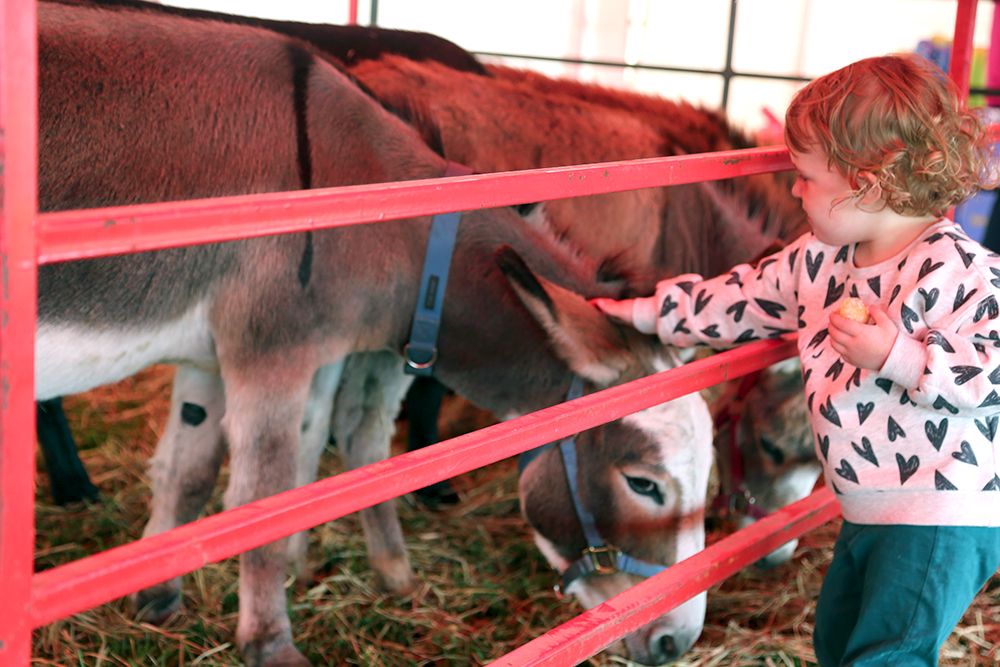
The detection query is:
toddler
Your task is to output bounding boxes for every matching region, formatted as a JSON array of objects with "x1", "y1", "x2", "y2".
[{"x1": 594, "y1": 54, "x2": 1000, "y2": 665}]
